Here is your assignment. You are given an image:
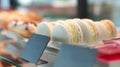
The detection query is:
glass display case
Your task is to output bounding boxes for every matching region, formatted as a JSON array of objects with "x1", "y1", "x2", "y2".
[{"x1": 0, "y1": 0, "x2": 120, "y2": 67}]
